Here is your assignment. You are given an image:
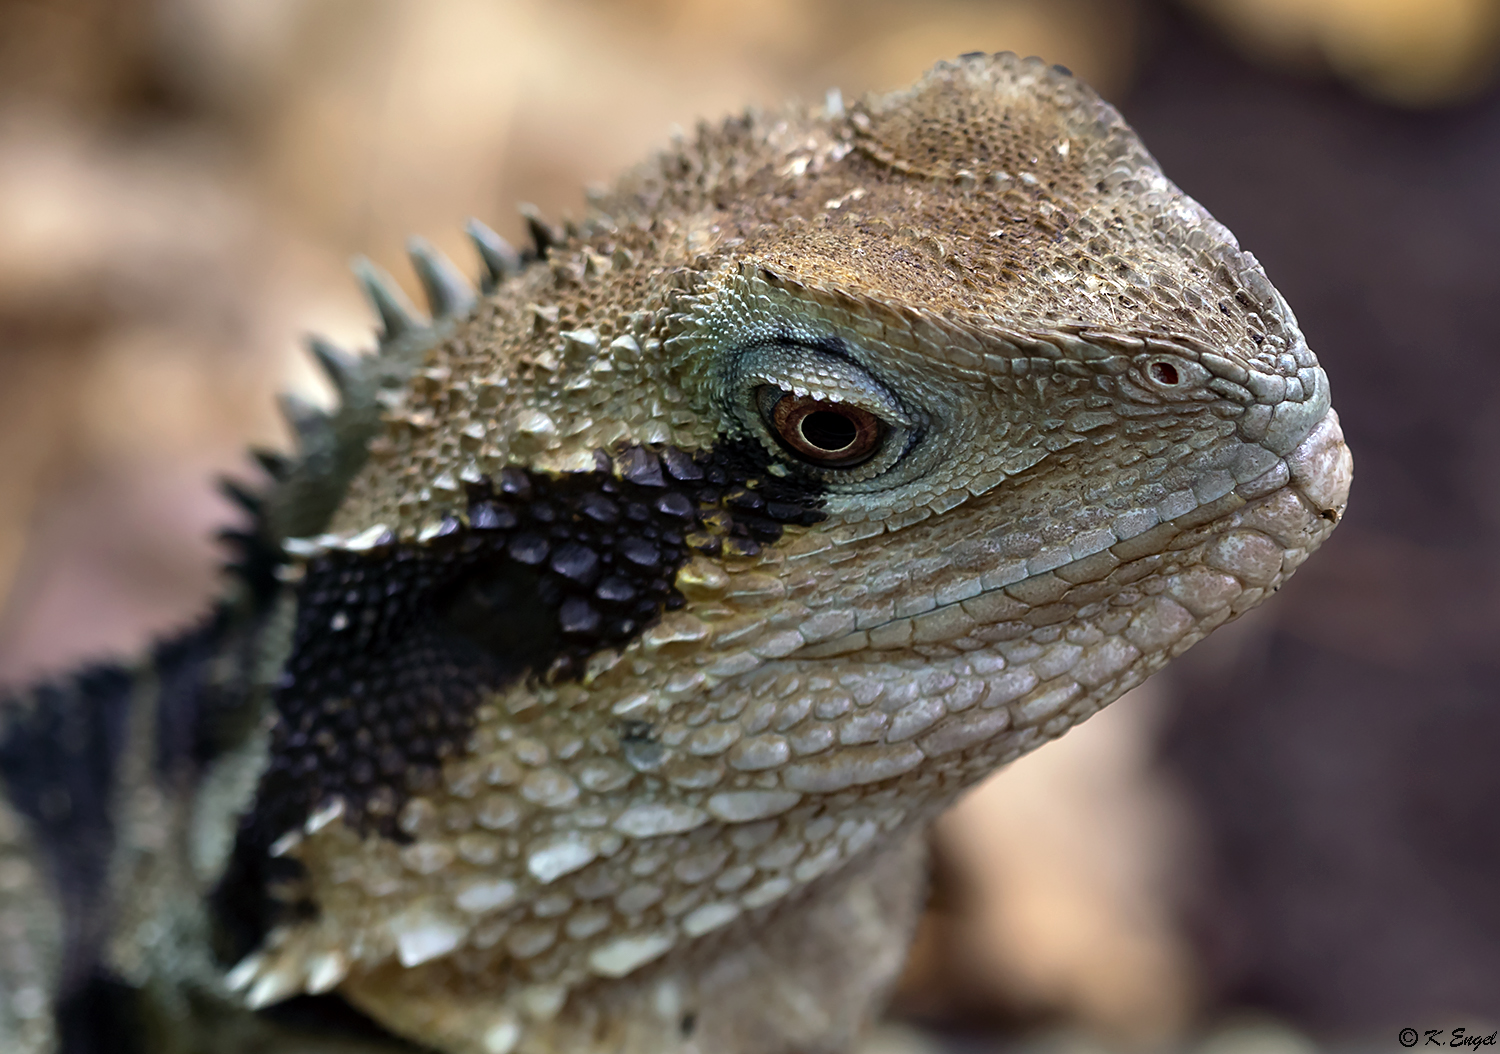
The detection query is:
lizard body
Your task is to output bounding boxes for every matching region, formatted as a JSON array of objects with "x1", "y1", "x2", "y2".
[{"x1": 0, "y1": 54, "x2": 1350, "y2": 1054}]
